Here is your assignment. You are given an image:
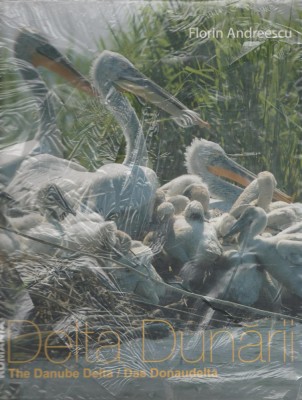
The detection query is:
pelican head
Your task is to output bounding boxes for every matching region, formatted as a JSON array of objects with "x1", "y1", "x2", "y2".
[
  {"x1": 167, "y1": 195, "x2": 189, "y2": 214},
  {"x1": 36, "y1": 184, "x2": 76, "y2": 220},
  {"x1": 183, "y1": 183, "x2": 210, "y2": 213},
  {"x1": 92, "y1": 50, "x2": 209, "y2": 128},
  {"x1": 157, "y1": 202, "x2": 175, "y2": 222},
  {"x1": 185, "y1": 138, "x2": 291, "y2": 204},
  {"x1": 229, "y1": 170, "x2": 277, "y2": 217},
  {"x1": 14, "y1": 28, "x2": 94, "y2": 95},
  {"x1": 255, "y1": 171, "x2": 277, "y2": 211},
  {"x1": 115, "y1": 230, "x2": 132, "y2": 254},
  {"x1": 184, "y1": 200, "x2": 206, "y2": 222},
  {"x1": 15, "y1": 34, "x2": 209, "y2": 127},
  {"x1": 154, "y1": 189, "x2": 166, "y2": 208},
  {"x1": 225, "y1": 206, "x2": 268, "y2": 240}
]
